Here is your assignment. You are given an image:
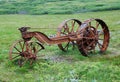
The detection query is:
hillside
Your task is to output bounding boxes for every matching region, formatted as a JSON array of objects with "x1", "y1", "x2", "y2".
[{"x1": 0, "y1": 0, "x2": 120, "y2": 15}]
